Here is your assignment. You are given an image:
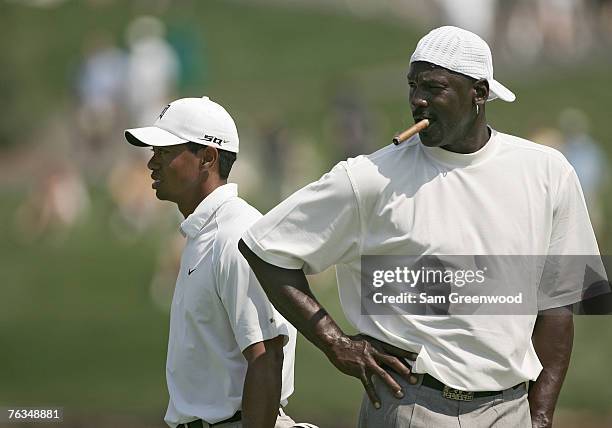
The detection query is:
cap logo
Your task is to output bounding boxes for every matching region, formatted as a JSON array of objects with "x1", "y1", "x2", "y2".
[
  {"x1": 158, "y1": 104, "x2": 171, "y2": 120},
  {"x1": 198, "y1": 134, "x2": 229, "y2": 146}
]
